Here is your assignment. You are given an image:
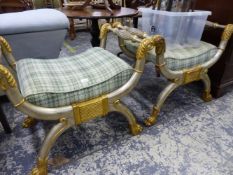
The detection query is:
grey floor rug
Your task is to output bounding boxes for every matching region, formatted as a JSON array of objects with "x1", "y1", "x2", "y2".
[{"x1": 0, "y1": 32, "x2": 233, "y2": 175}]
